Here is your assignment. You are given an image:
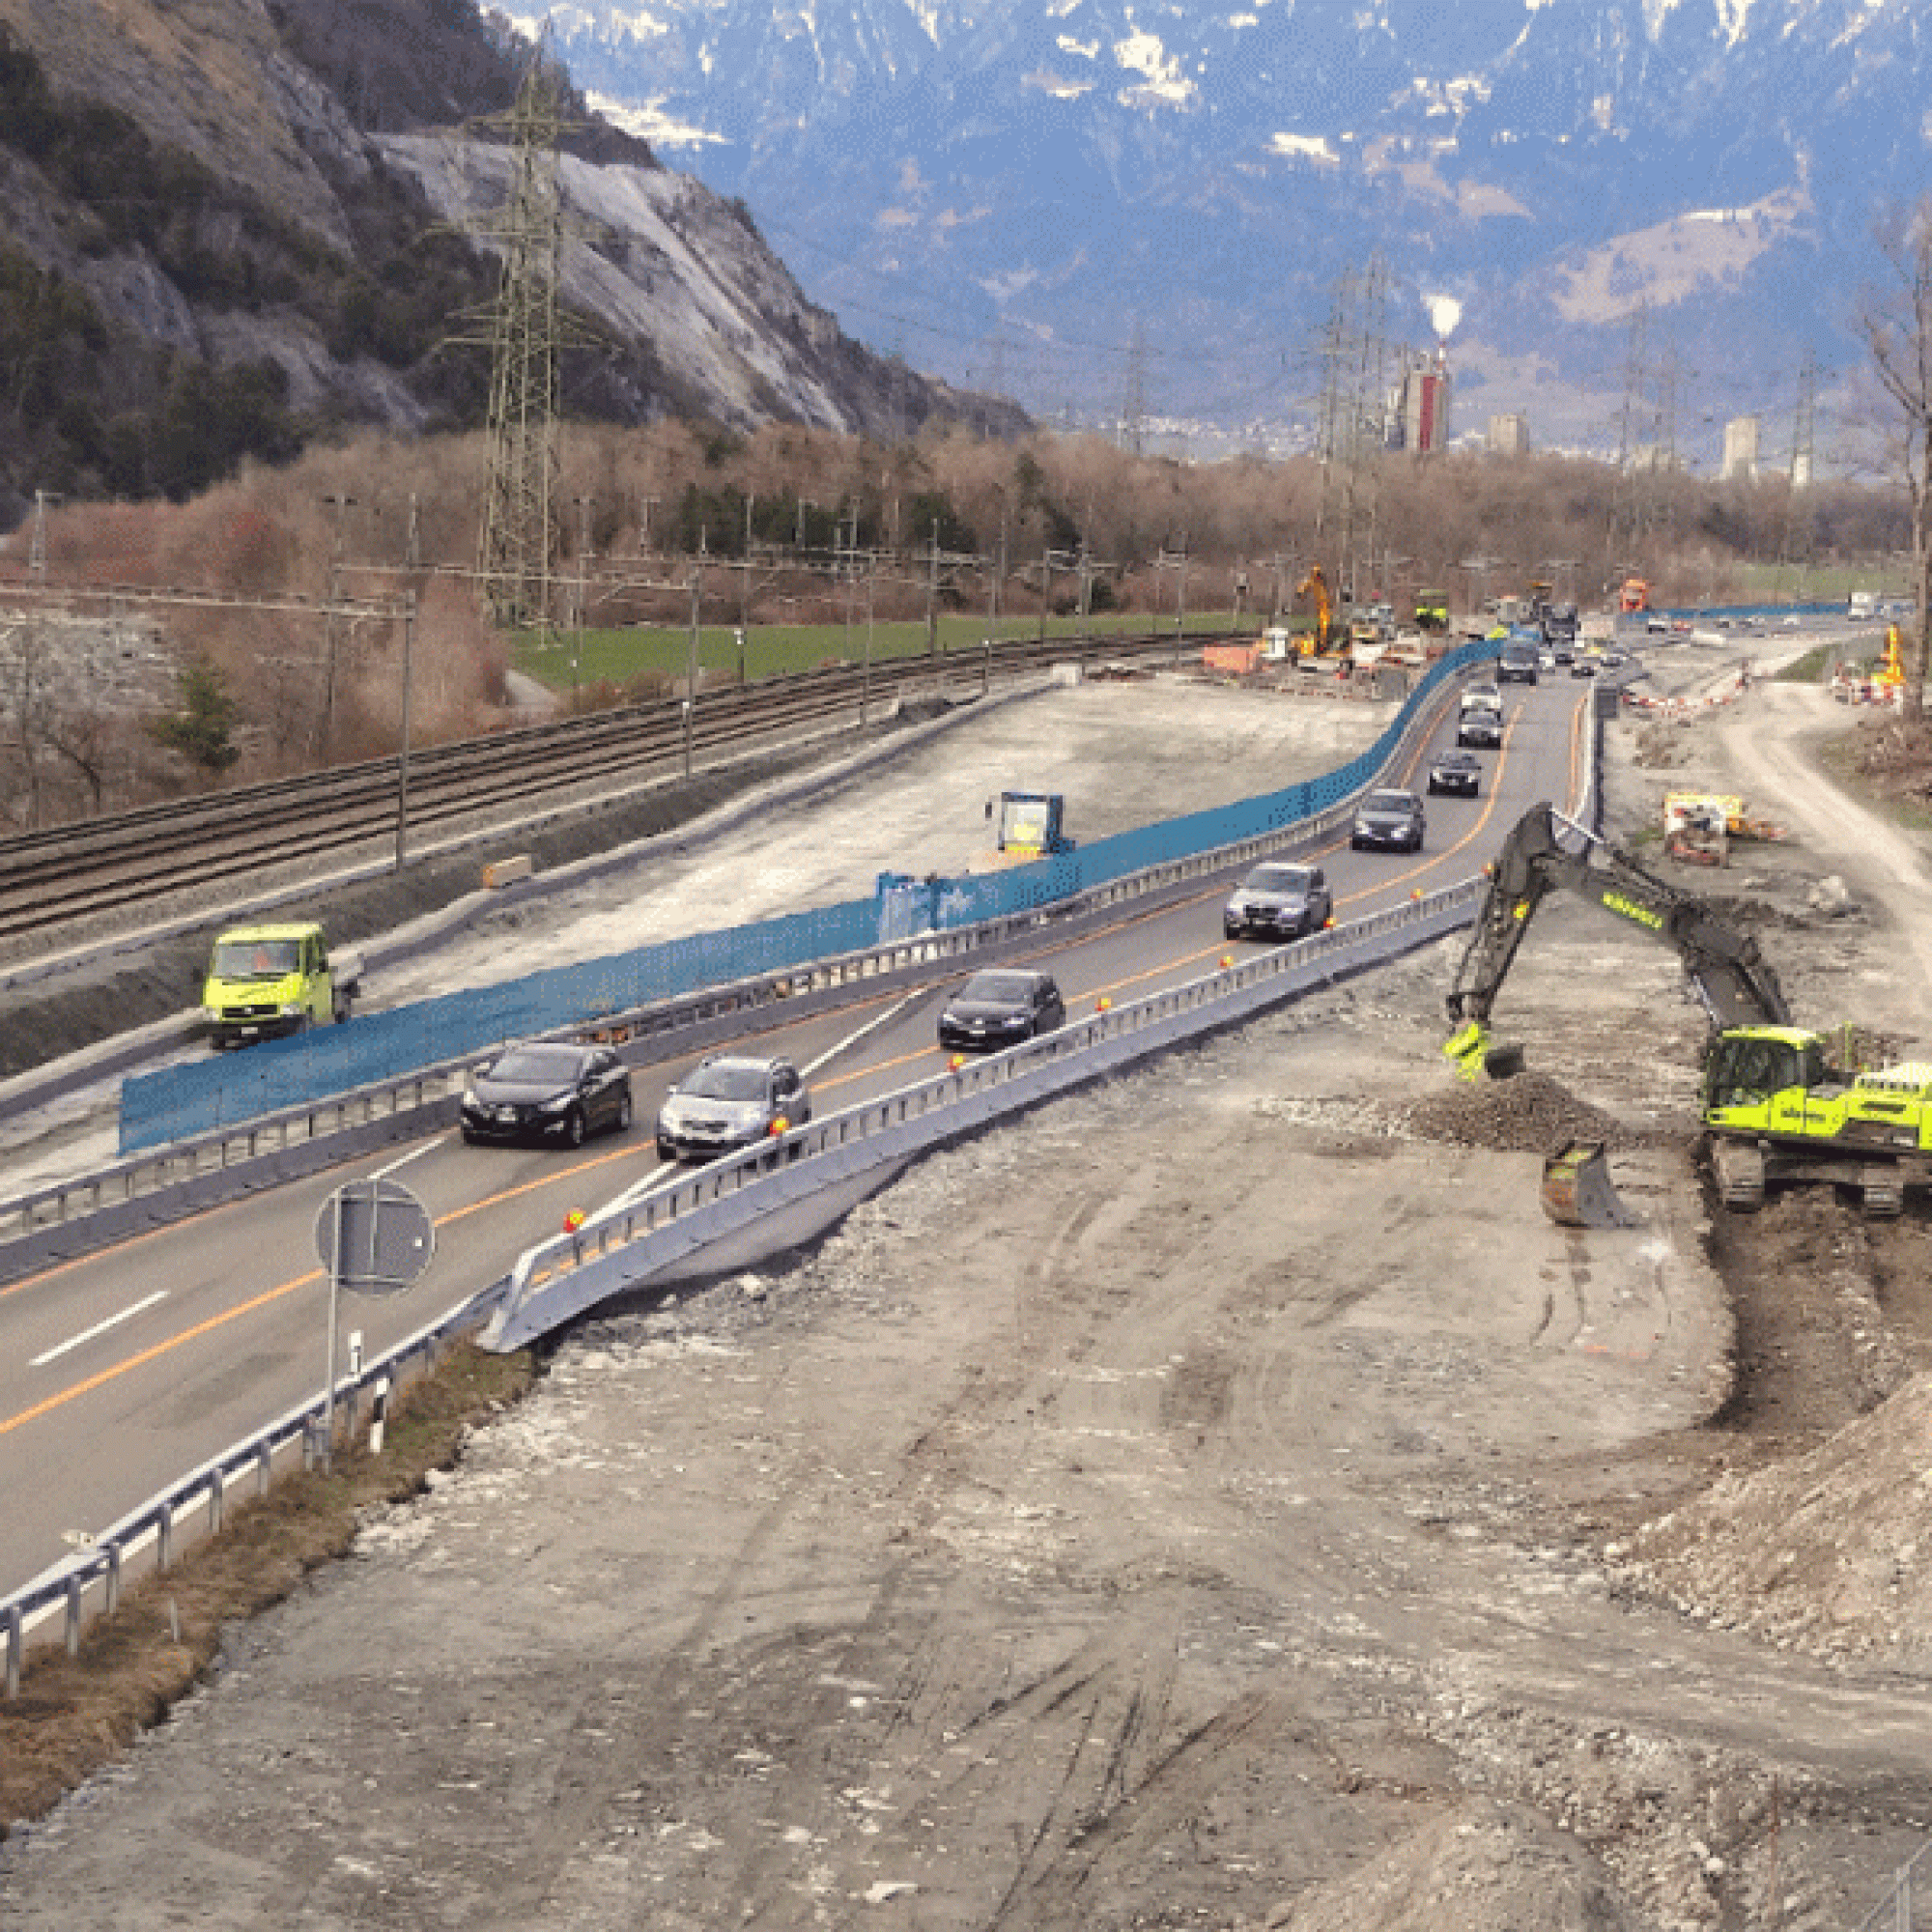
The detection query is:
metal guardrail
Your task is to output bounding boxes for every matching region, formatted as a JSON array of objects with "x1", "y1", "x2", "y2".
[
  {"x1": 0, "y1": 640, "x2": 1504, "y2": 1681},
  {"x1": 484, "y1": 879, "x2": 1485, "y2": 1351},
  {"x1": 0, "y1": 880, "x2": 1482, "y2": 1691},
  {"x1": 1, "y1": 1282, "x2": 499, "y2": 1697},
  {"x1": 0, "y1": 648, "x2": 1482, "y2": 1286},
  {"x1": 1858, "y1": 1836, "x2": 1932, "y2": 1931}
]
